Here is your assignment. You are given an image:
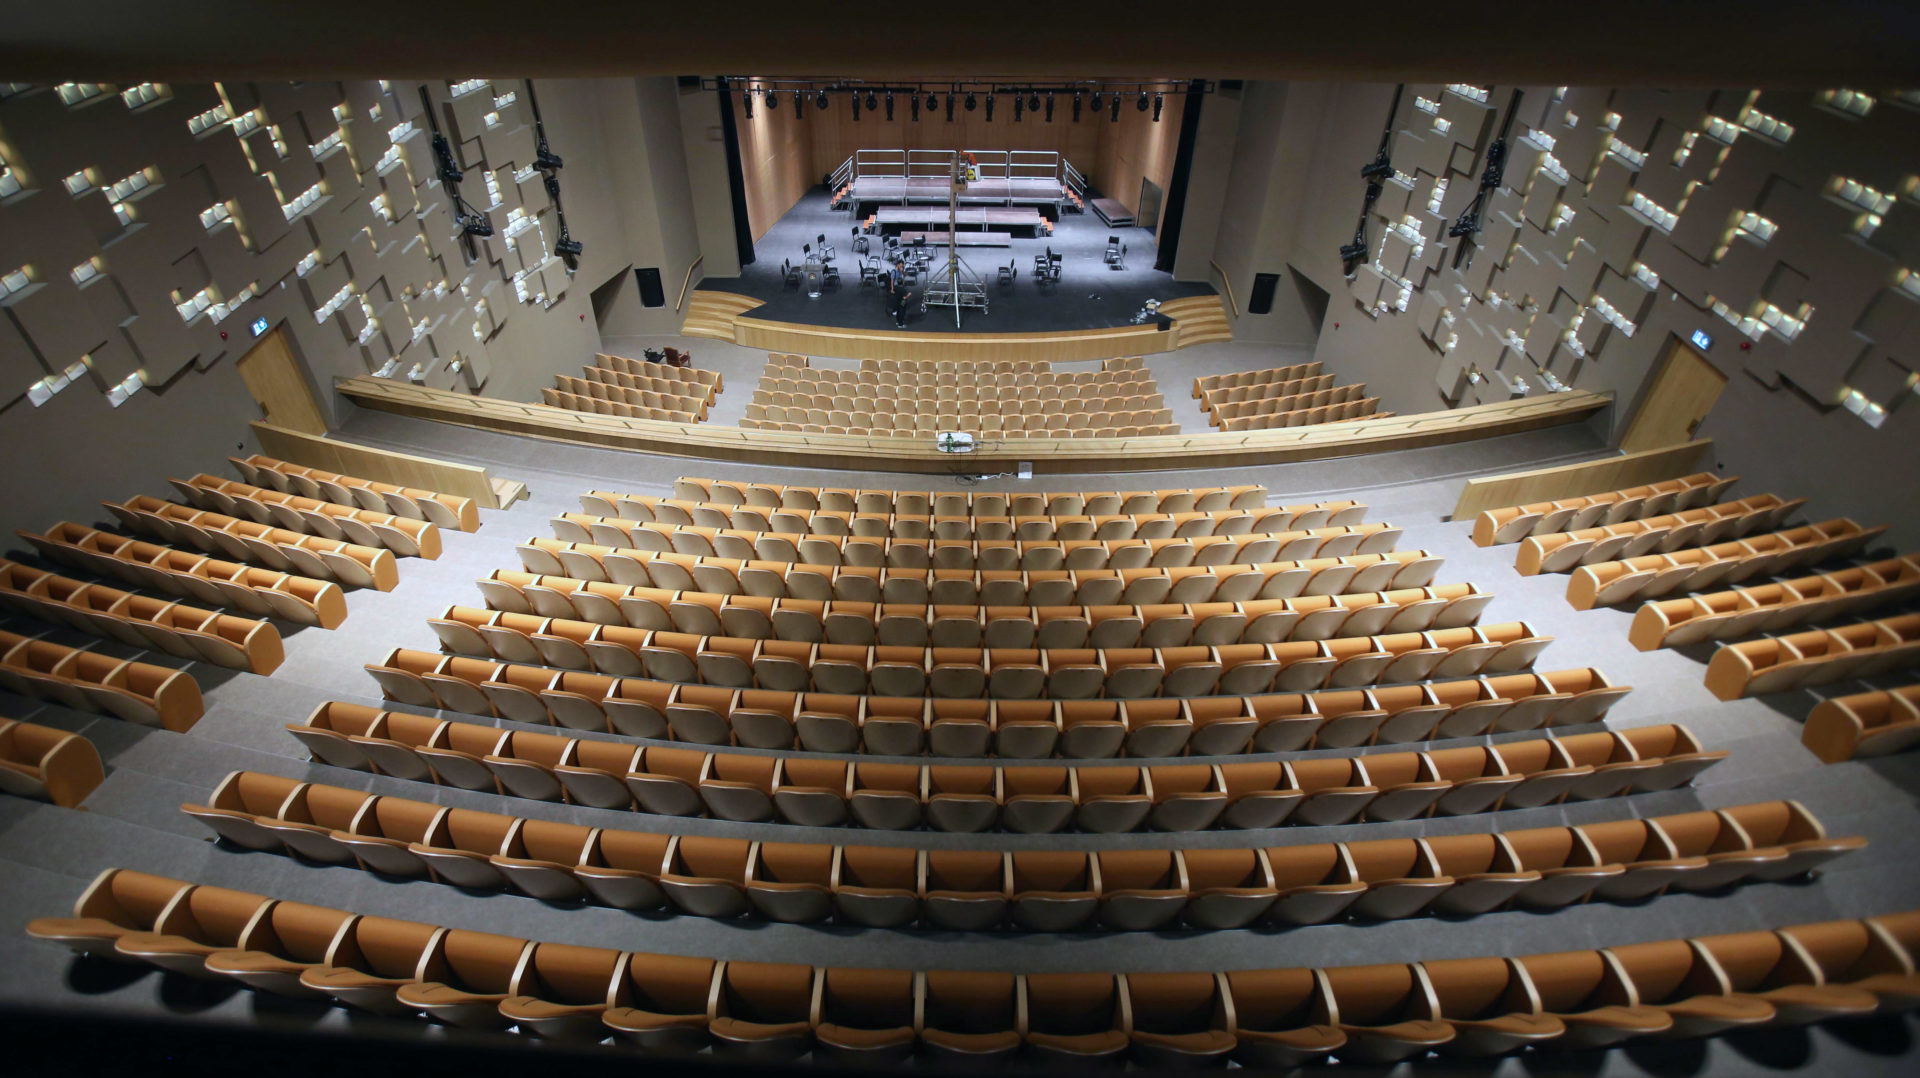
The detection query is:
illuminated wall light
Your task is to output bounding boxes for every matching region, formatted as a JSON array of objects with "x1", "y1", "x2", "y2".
[
  {"x1": 280, "y1": 180, "x2": 325, "y2": 221},
  {"x1": 1896, "y1": 267, "x2": 1920, "y2": 300},
  {"x1": 1537, "y1": 153, "x2": 1570, "y2": 185},
  {"x1": 309, "y1": 128, "x2": 345, "y2": 158},
  {"x1": 1413, "y1": 96, "x2": 1440, "y2": 115},
  {"x1": 1673, "y1": 131, "x2": 1699, "y2": 167},
  {"x1": 1607, "y1": 138, "x2": 1646, "y2": 169},
  {"x1": 331, "y1": 103, "x2": 350, "y2": 123},
  {"x1": 104, "y1": 167, "x2": 155, "y2": 204},
  {"x1": 1829, "y1": 175, "x2": 1895, "y2": 215},
  {"x1": 368, "y1": 192, "x2": 394, "y2": 222},
  {"x1": 1755, "y1": 299, "x2": 1811, "y2": 340},
  {"x1": 230, "y1": 108, "x2": 265, "y2": 138},
  {"x1": 1629, "y1": 261, "x2": 1660, "y2": 290},
  {"x1": 1432, "y1": 116, "x2": 1453, "y2": 136},
  {"x1": 1738, "y1": 105, "x2": 1795, "y2": 142},
  {"x1": 1602, "y1": 112, "x2": 1622, "y2": 131},
  {"x1": 186, "y1": 103, "x2": 231, "y2": 135},
  {"x1": 1702, "y1": 115, "x2": 1740, "y2": 144},
  {"x1": 55, "y1": 82, "x2": 108, "y2": 106},
  {"x1": 1816, "y1": 89, "x2": 1874, "y2": 117},
  {"x1": 120, "y1": 82, "x2": 167, "y2": 109},
  {"x1": 313, "y1": 282, "x2": 354, "y2": 323},
  {"x1": 106, "y1": 370, "x2": 146, "y2": 408},
  {"x1": 1709, "y1": 297, "x2": 1763, "y2": 338},
  {"x1": 172, "y1": 285, "x2": 218, "y2": 322},
  {"x1": 1426, "y1": 177, "x2": 1449, "y2": 215},
  {"x1": 295, "y1": 250, "x2": 320, "y2": 277},
  {"x1": 1563, "y1": 111, "x2": 1580, "y2": 128},
  {"x1": 374, "y1": 145, "x2": 403, "y2": 173},
  {"x1": 449, "y1": 79, "x2": 489, "y2": 98},
  {"x1": 1629, "y1": 191, "x2": 1679, "y2": 231},
  {"x1": 1549, "y1": 203, "x2": 1577, "y2": 233},
  {"x1": 1, "y1": 264, "x2": 37, "y2": 298},
  {"x1": 198, "y1": 200, "x2": 233, "y2": 230},
  {"x1": 512, "y1": 164, "x2": 537, "y2": 184},
  {"x1": 69, "y1": 256, "x2": 104, "y2": 286},
  {"x1": 1840, "y1": 387, "x2": 1888, "y2": 428},
  {"x1": 386, "y1": 120, "x2": 415, "y2": 144},
  {"x1": 1530, "y1": 130, "x2": 1558, "y2": 152},
  {"x1": 1446, "y1": 84, "x2": 1489, "y2": 104},
  {"x1": 492, "y1": 91, "x2": 517, "y2": 110},
  {"x1": 482, "y1": 170, "x2": 502, "y2": 207},
  {"x1": 483, "y1": 111, "x2": 501, "y2": 129},
  {"x1": 1590, "y1": 294, "x2": 1638, "y2": 336}
]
